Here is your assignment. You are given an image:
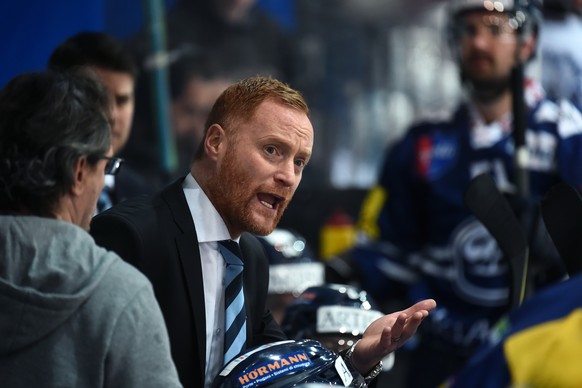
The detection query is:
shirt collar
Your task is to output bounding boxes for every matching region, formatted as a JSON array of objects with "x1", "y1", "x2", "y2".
[{"x1": 182, "y1": 173, "x2": 237, "y2": 243}]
